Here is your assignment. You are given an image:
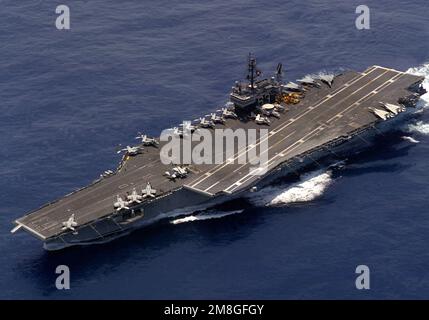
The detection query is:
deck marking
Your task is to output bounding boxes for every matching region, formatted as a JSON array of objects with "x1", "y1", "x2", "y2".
[
  {"x1": 204, "y1": 181, "x2": 221, "y2": 191},
  {"x1": 201, "y1": 69, "x2": 393, "y2": 191},
  {"x1": 227, "y1": 72, "x2": 406, "y2": 192},
  {"x1": 224, "y1": 71, "x2": 406, "y2": 193},
  {"x1": 189, "y1": 68, "x2": 383, "y2": 187},
  {"x1": 17, "y1": 223, "x2": 47, "y2": 240},
  {"x1": 189, "y1": 68, "x2": 385, "y2": 188},
  {"x1": 215, "y1": 127, "x2": 322, "y2": 193},
  {"x1": 204, "y1": 130, "x2": 297, "y2": 192},
  {"x1": 224, "y1": 127, "x2": 325, "y2": 192},
  {"x1": 22, "y1": 155, "x2": 164, "y2": 222}
]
